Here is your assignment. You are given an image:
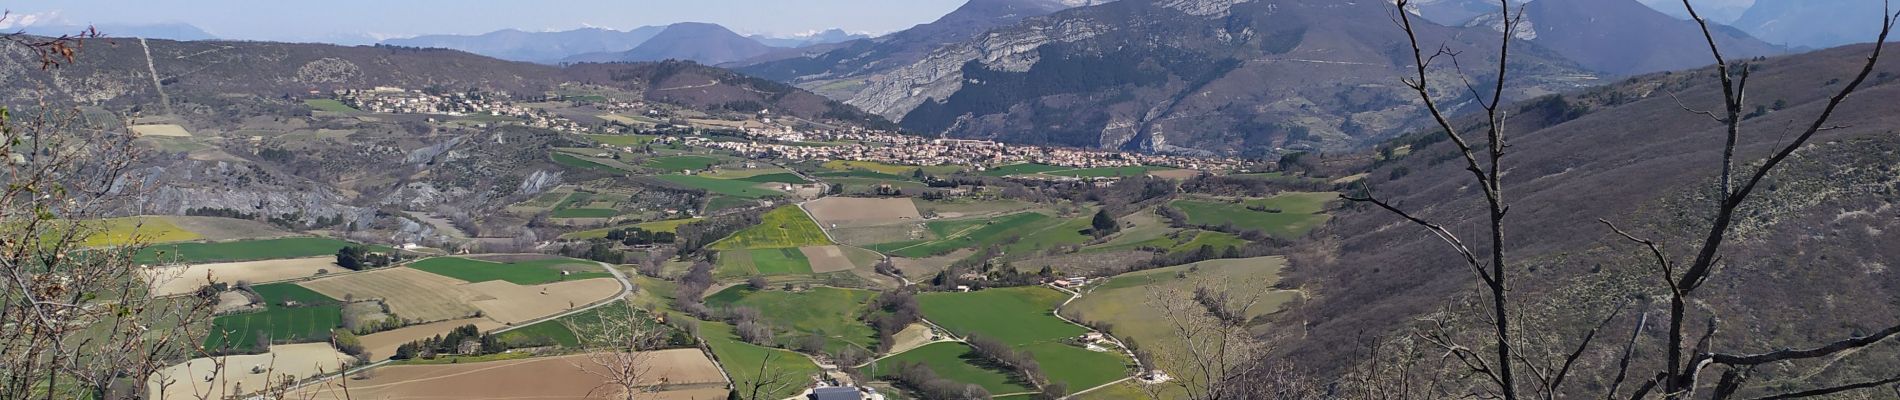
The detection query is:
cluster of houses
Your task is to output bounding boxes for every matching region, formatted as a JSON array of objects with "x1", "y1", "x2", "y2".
[
  {"x1": 672, "y1": 126, "x2": 1248, "y2": 175},
  {"x1": 332, "y1": 87, "x2": 588, "y2": 133}
]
